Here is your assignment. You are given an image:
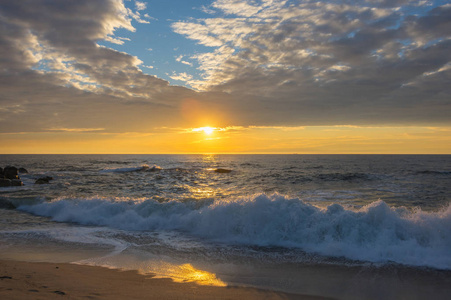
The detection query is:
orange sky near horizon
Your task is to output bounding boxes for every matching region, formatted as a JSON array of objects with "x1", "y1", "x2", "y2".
[{"x1": 1, "y1": 126, "x2": 450, "y2": 154}]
